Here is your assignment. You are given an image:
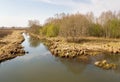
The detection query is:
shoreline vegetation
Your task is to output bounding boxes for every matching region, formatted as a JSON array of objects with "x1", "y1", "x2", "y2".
[
  {"x1": 29, "y1": 33, "x2": 120, "y2": 70},
  {"x1": 0, "y1": 29, "x2": 26, "y2": 62},
  {"x1": 30, "y1": 32, "x2": 120, "y2": 55},
  {"x1": 0, "y1": 10, "x2": 120, "y2": 70},
  {"x1": 27, "y1": 10, "x2": 120, "y2": 70},
  {"x1": 0, "y1": 29, "x2": 119, "y2": 69}
]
